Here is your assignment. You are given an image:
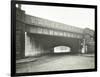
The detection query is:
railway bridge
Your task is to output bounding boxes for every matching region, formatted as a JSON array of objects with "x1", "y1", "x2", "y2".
[{"x1": 16, "y1": 7, "x2": 94, "y2": 59}]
